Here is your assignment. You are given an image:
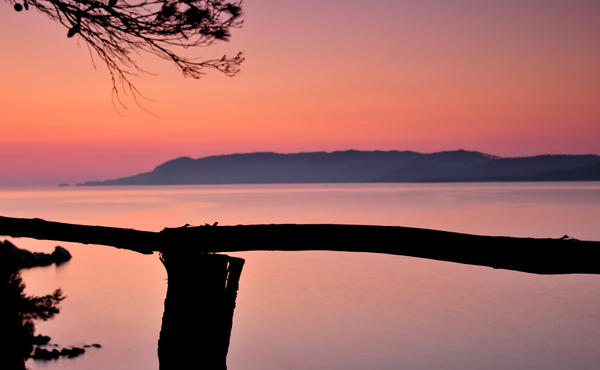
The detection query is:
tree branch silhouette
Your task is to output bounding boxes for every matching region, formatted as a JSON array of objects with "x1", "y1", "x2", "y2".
[
  {"x1": 2, "y1": 216, "x2": 600, "y2": 275},
  {"x1": 7, "y1": 0, "x2": 244, "y2": 104}
]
